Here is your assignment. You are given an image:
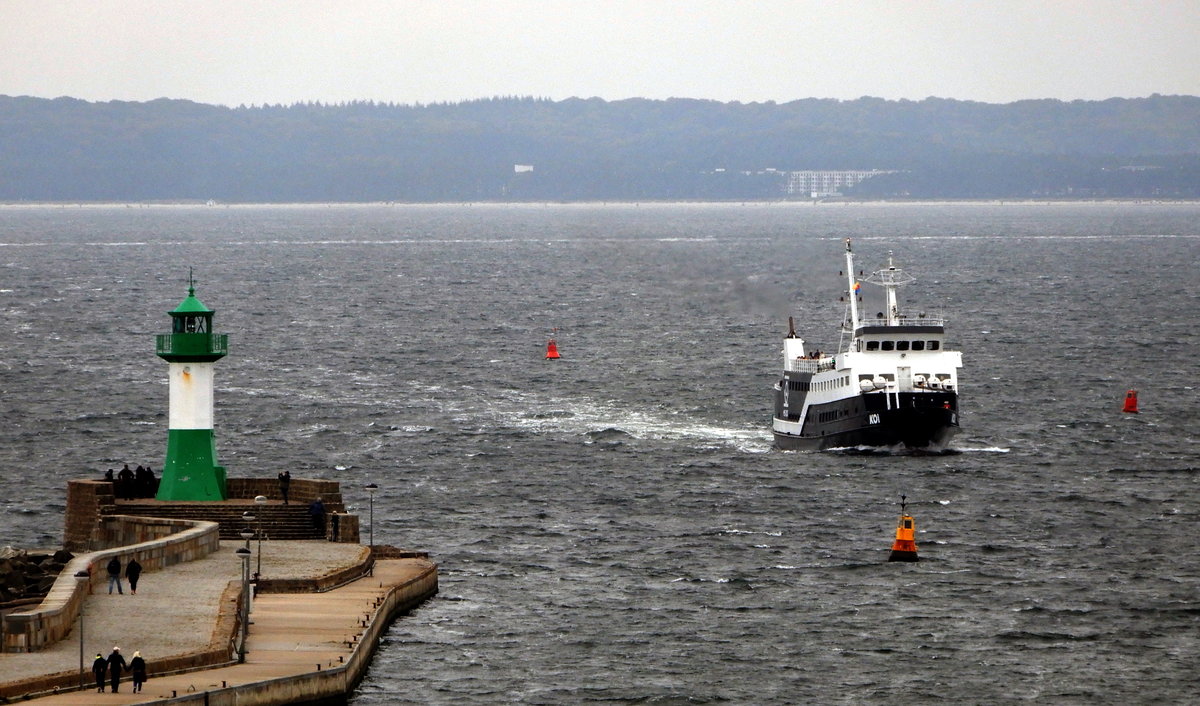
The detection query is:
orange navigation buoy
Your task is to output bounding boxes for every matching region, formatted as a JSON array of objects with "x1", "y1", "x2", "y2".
[
  {"x1": 1122, "y1": 389, "x2": 1138, "y2": 414},
  {"x1": 888, "y1": 495, "x2": 919, "y2": 562},
  {"x1": 545, "y1": 338, "x2": 560, "y2": 360}
]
